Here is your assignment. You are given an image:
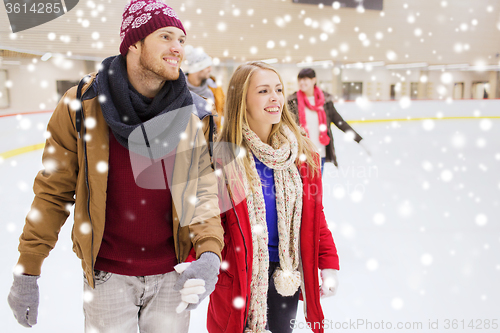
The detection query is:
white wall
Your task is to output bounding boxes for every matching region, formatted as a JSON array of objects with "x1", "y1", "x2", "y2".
[
  {"x1": 1, "y1": 56, "x2": 497, "y2": 115},
  {"x1": 0, "y1": 57, "x2": 89, "y2": 114}
]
